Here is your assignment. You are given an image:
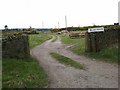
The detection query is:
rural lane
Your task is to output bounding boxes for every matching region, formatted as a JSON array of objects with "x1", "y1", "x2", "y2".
[{"x1": 30, "y1": 36, "x2": 118, "y2": 88}]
